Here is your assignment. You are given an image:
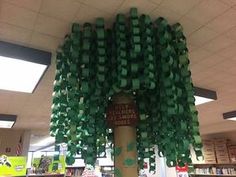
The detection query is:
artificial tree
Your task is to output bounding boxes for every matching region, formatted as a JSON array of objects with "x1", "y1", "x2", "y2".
[{"x1": 50, "y1": 8, "x2": 202, "y2": 176}]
